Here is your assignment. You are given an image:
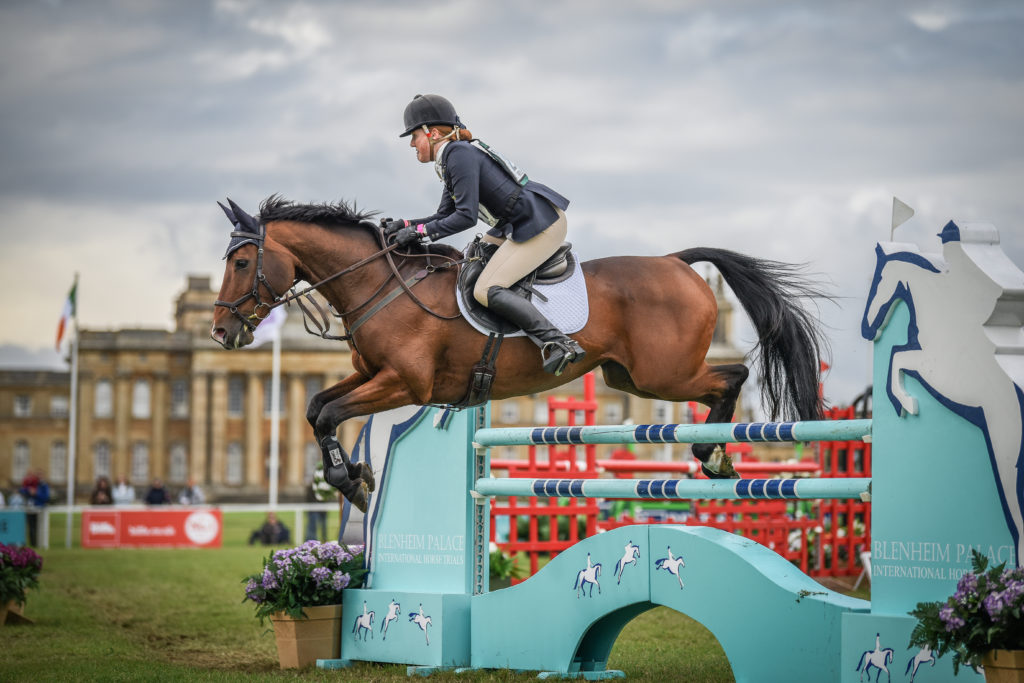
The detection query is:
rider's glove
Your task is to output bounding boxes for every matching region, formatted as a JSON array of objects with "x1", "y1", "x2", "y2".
[
  {"x1": 382, "y1": 218, "x2": 407, "y2": 237},
  {"x1": 394, "y1": 225, "x2": 423, "y2": 247}
]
